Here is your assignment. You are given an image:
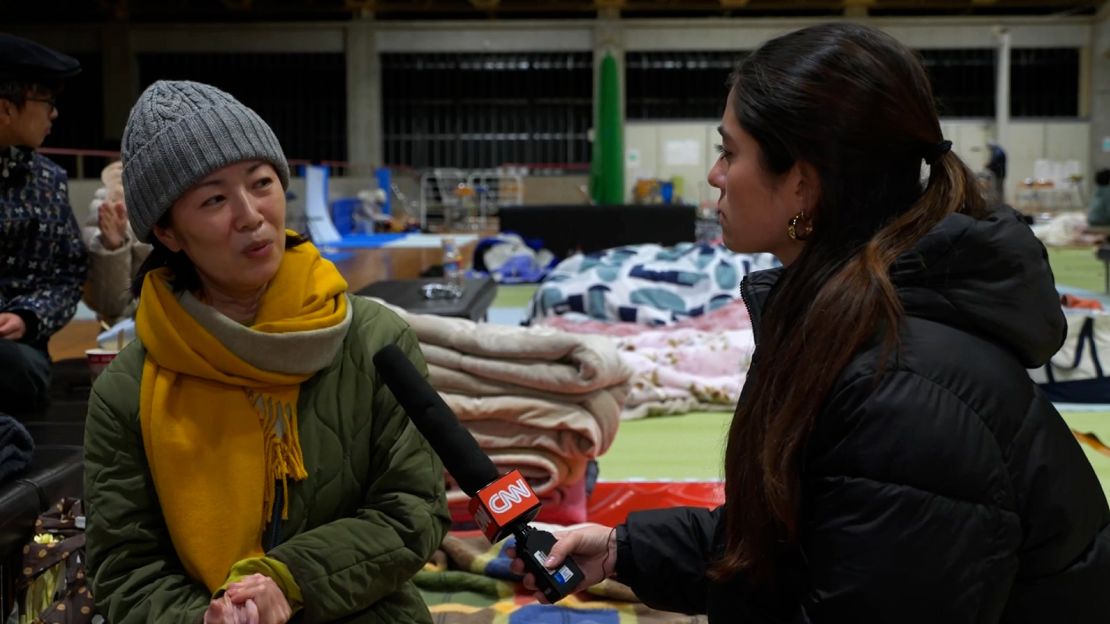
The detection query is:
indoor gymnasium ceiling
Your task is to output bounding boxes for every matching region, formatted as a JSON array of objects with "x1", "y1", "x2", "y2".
[{"x1": 1, "y1": 0, "x2": 1104, "y2": 22}]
